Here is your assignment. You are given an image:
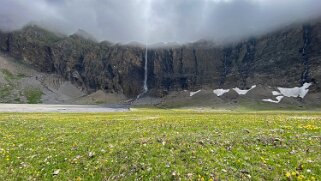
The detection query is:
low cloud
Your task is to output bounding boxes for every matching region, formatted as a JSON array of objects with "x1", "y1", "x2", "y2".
[{"x1": 0, "y1": 0, "x2": 321, "y2": 44}]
